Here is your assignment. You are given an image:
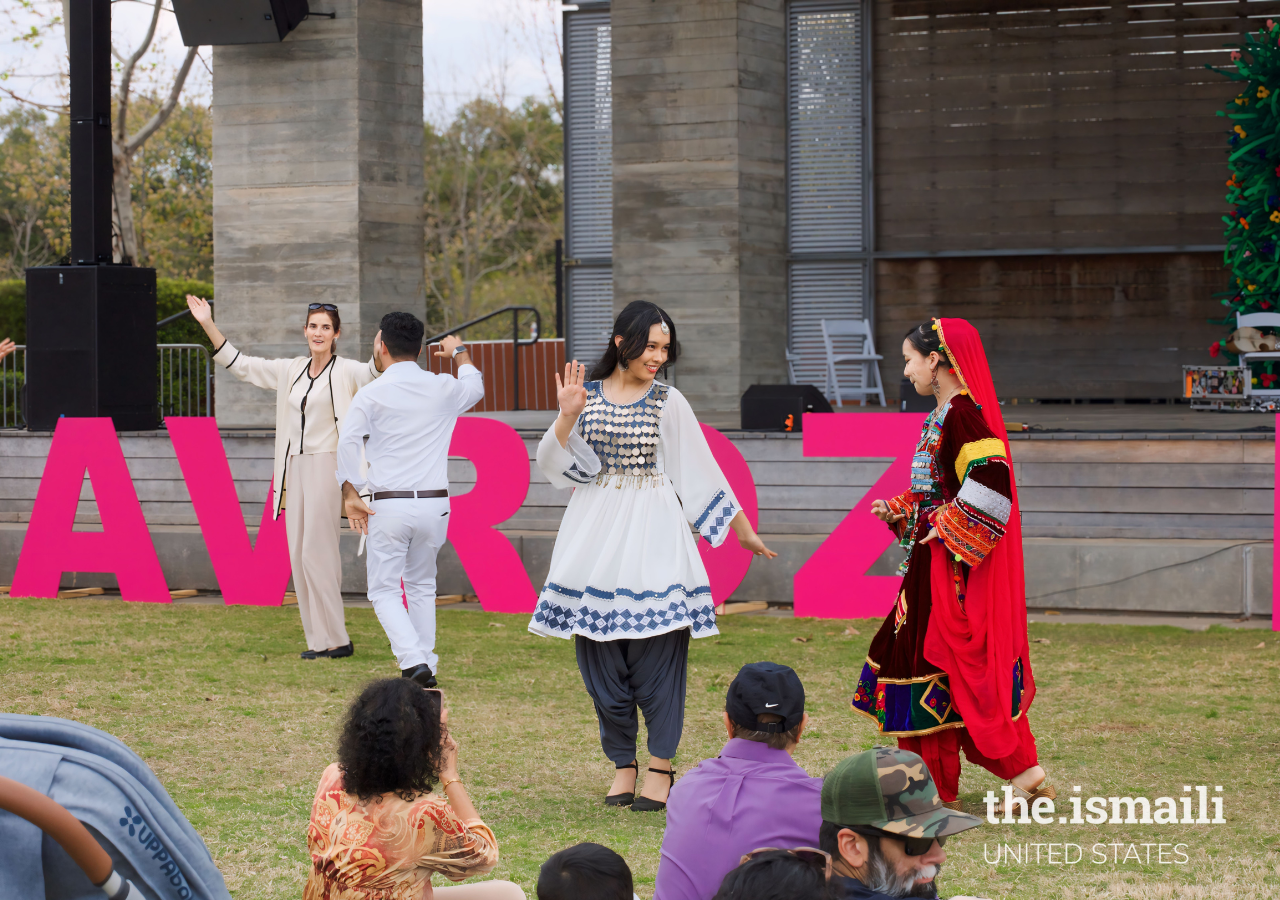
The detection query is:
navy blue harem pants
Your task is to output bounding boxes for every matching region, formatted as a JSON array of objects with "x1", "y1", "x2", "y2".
[{"x1": 575, "y1": 628, "x2": 690, "y2": 763}]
